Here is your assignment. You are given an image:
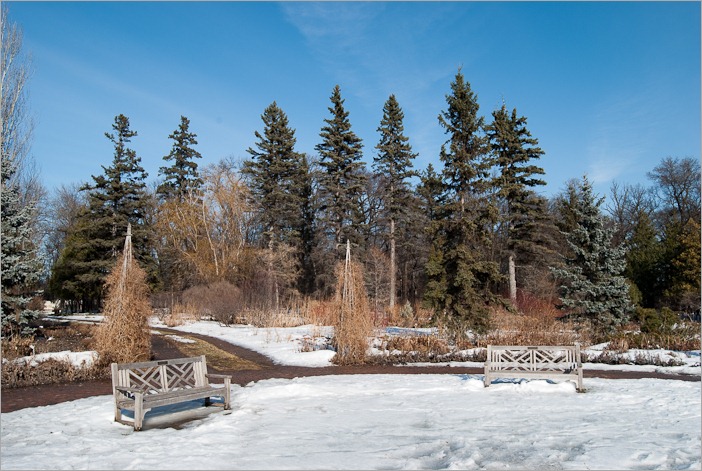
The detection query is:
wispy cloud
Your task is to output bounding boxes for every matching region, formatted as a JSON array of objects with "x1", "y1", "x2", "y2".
[
  {"x1": 280, "y1": 2, "x2": 466, "y2": 164},
  {"x1": 586, "y1": 87, "x2": 663, "y2": 185}
]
